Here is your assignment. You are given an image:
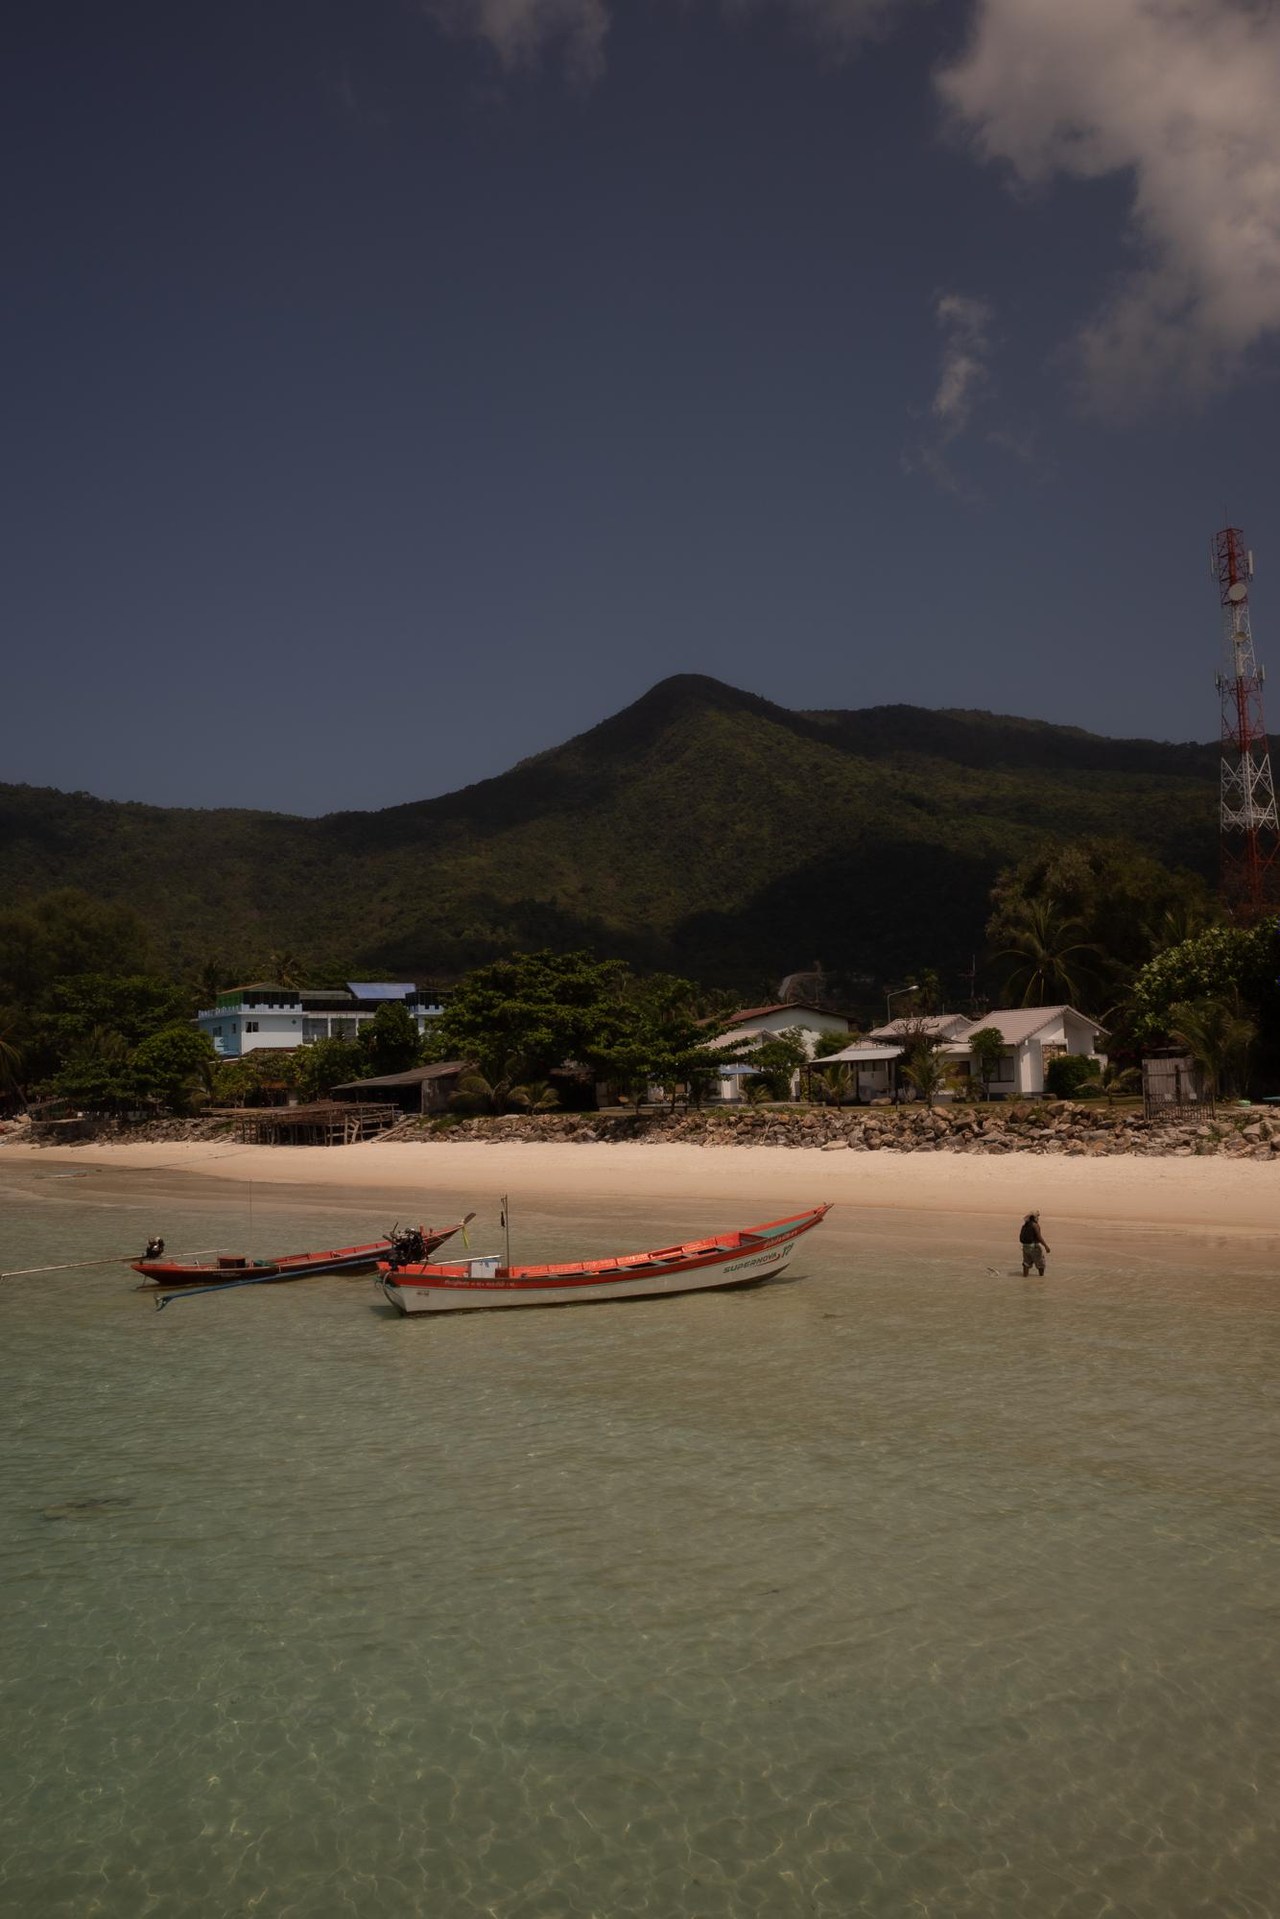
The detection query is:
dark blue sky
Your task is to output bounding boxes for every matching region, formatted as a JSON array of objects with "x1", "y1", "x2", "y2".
[{"x1": 6, "y1": 0, "x2": 1279, "y2": 812}]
